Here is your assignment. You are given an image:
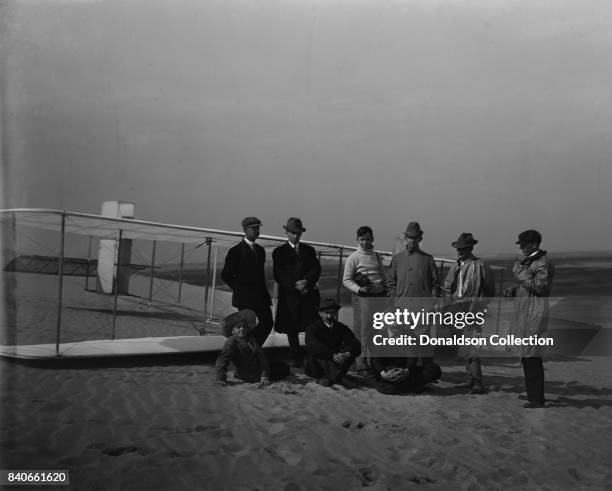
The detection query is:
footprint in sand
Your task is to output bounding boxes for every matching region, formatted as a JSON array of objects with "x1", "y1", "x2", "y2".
[
  {"x1": 408, "y1": 475, "x2": 435, "y2": 484},
  {"x1": 98, "y1": 445, "x2": 151, "y2": 457},
  {"x1": 193, "y1": 425, "x2": 217, "y2": 432},
  {"x1": 264, "y1": 445, "x2": 303, "y2": 466},
  {"x1": 357, "y1": 466, "x2": 379, "y2": 486}
]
